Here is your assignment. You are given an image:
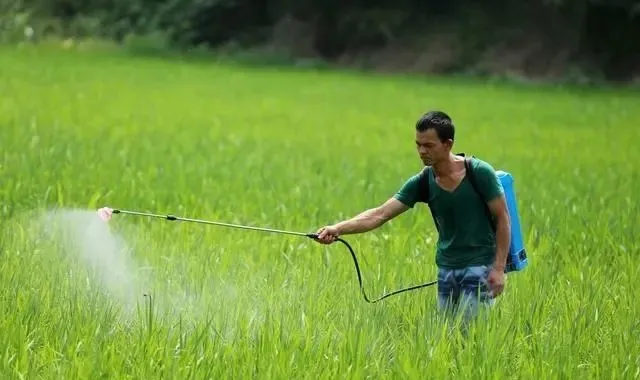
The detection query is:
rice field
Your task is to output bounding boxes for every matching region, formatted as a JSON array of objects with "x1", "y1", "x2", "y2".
[{"x1": 1, "y1": 43, "x2": 639, "y2": 379}]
